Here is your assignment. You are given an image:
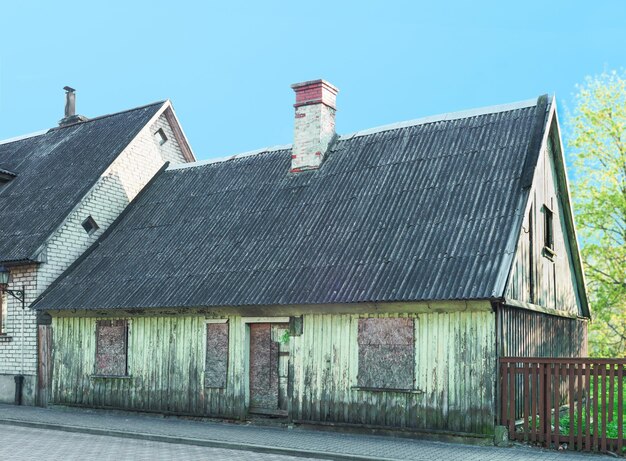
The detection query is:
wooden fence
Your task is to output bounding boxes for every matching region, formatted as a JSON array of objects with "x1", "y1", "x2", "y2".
[{"x1": 500, "y1": 358, "x2": 625, "y2": 454}]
